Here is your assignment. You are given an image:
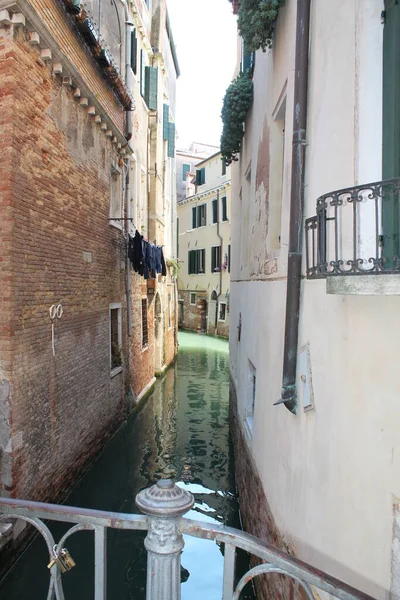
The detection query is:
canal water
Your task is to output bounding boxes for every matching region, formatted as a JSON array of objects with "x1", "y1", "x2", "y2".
[{"x1": 0, "y1": 331, "x2": 253, "y2": 599}]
